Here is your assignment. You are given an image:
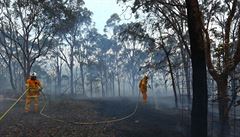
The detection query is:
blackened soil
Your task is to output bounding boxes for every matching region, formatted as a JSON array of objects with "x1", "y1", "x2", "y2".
[{"x1": 0, "y1": 96, "x2": 189, "y2": 137}]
